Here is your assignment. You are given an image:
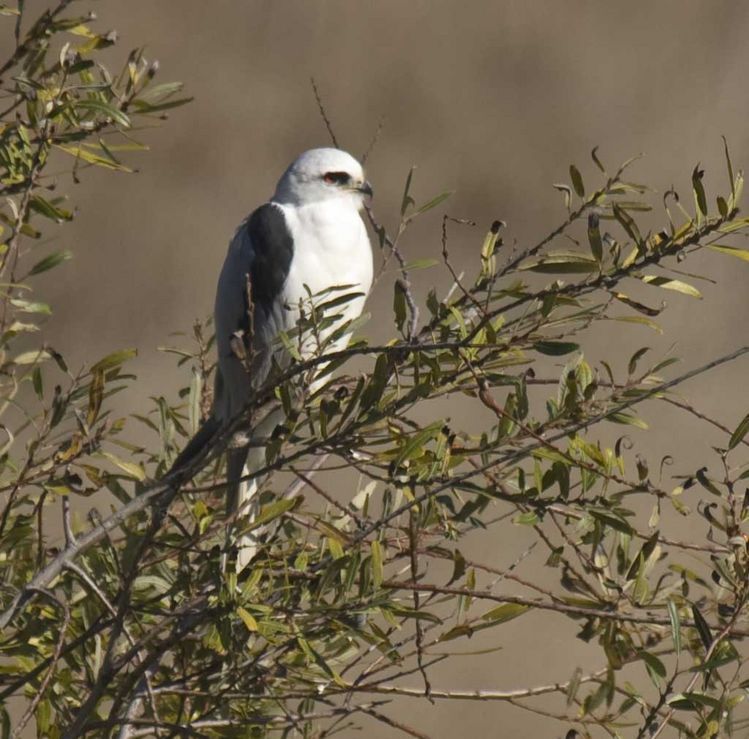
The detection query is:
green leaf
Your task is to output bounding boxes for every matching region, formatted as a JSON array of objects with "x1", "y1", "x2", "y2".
[
  {"x1": 140, "y1": 81, "x2": 186, "y2": 102},
  {"x1": 131, "y1": 97, "x2": 194, "y2": 114},
  {"x1": 75, "y1": 99, "x2": 131, "y2": 128},
  {"x1": 667, "y1": 599, "x2": 681, "y2": 655},
  {"x1": 640, "y1": 275, "x2": 701, "y2": 299},
  {"x1": 513, "y1": 511, "x2": 539, "y2": 526},
  {"x1": 102, "y1": 451, "x2": 146, "y2": 481},
  {"x1": 371, "y1": 540, "x2": 384, "y2": 588},
  {"x1": 248, "y1": 497, "x2": 298, "y2": 530},
  {"x1": 400, "y1": 167, "x2": 415, "y2": 216},
  {"x1": 133, "y1": 575, "x2": 171, "y2": 594},
  {"x1": 91, "y1": 348, "x2": 137, "y2": 372},
  {"x1": 696, "y1": 467, "x2": 722, "y2": 495},
  {"x1": 628, "y1": 347, "x2": 649, "y2": 376},
  {"x1": 608, "y1": 412, "x2": 648, "y2": 430},
  {"x1": 729, "y1": 411, "x2": 749, "y2": 450},
  {"x1": 533, "y1": 340, "x2": 579, "y2": 356},
  {"x1": 612, "y1": 203, "x2": 643, "y2": 248},
  {"x1": 692, "y1": 165, "x2": 707, "y2": 216},
  {"x1": 691, "y1": 604, "x2": 712, "y2": 652},
  {"x1": 237, "y1": 606, "x2": 258, "y2": 632},
  {"x1": 639, "y1": 650, "x2": 666, "y2": 687},
  {"x1": 393, "y1": 281, "x2": 407, "y2": 333},
  {"x1": 10, "y1": 298, "x2": 51, "y2": 314},
  {"x1": 612, "y1": 291, "x2": 663, "y2": 316},
  {"x1": 668, "y1": 692, "x2": 722, "y2": 711},
  {"x1": 589, "y1": 508, "x2": 633, "y2": 534},
  {"x1": 520, "y1": 252, "x2": 598, "y2": 274},
  {"x1": 412, "y1": 191, "x2": 453, "y2": 217},
  {"x1": 569, "y1": 164, "x2": 585, "y2": 197},
  {"x1": 13, "y1": 349, "x2": 51, "y2": 365},
  {"x1": 481, "y1": 603, "x2": 530, "y2": 623},
  {"x1": 55, "y1": 144, "x2": 134, "y2": 172},
  {"x1": 707, "y1": 244, "x2": 749, "y2": 262},
  {"x1": 27, "y1": 250, "x2": 73, "y2": 276},
  {"x1": 29, "y1": 196, "x2": 73, "y2": 223},
  {"x1": 587, "y1": 212, "x2": 603, "y2": 261},
  {"x1": 393, "y1": 422, "x2": 443, "y2": 467},
  {"x1": 402, "y1": 258, "x2": 440, "y2": 270}
]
